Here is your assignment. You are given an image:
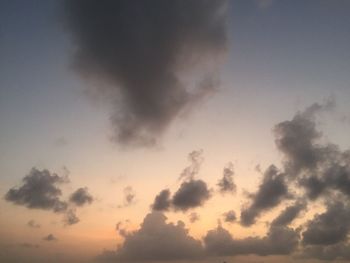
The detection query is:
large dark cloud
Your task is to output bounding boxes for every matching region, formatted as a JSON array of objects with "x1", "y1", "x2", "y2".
[
  {"x1": 64, "y1": 0, "x2": 228, "y2": 147},
  {"x1": 204, "y1": 224, "x2": 299, "y2": 256},
  {"x1": 302, "y1": 201, "x2": 350, "y2": 246},
  {"x1": 97, "y1": 212, "x2": 204, "y2": 262},
  {"x1": 172, "y1": 179, "x2": 211, "y2": 212},
  {"x1": 240, "y1": 165, "x2": 289, "y2": 226},
  {"x1": 5, "y1": 168, "x2": 68, "y2": 213},
  {"x1": 69, "y1": 187, "x2": 94, "y2": 206},
  {"x1": 217, "y1": 162, "x2": 236, "y2": 194},
  {"x1": 271, "y1": 200, "x2": 306, "y2": 227}
]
